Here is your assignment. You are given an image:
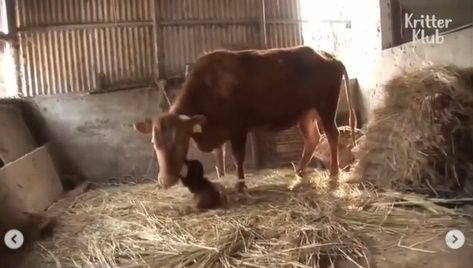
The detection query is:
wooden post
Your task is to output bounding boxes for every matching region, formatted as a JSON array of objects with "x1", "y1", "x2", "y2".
[
  {"x1": 152, "y1": 0, "x2": 165, "y2": 79},
  {"x1": 5, "y1": 0, "x2": 20, "y2": 97},
  {"x1": 380, "y1": 0, "x2": 395, "y2": 49}
]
